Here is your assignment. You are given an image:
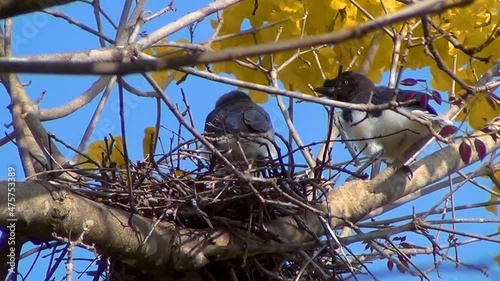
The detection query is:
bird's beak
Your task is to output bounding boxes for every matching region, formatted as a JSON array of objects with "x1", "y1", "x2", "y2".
[{"x1": 314, "y1": 87, "x2": 336, "y2": 99}]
